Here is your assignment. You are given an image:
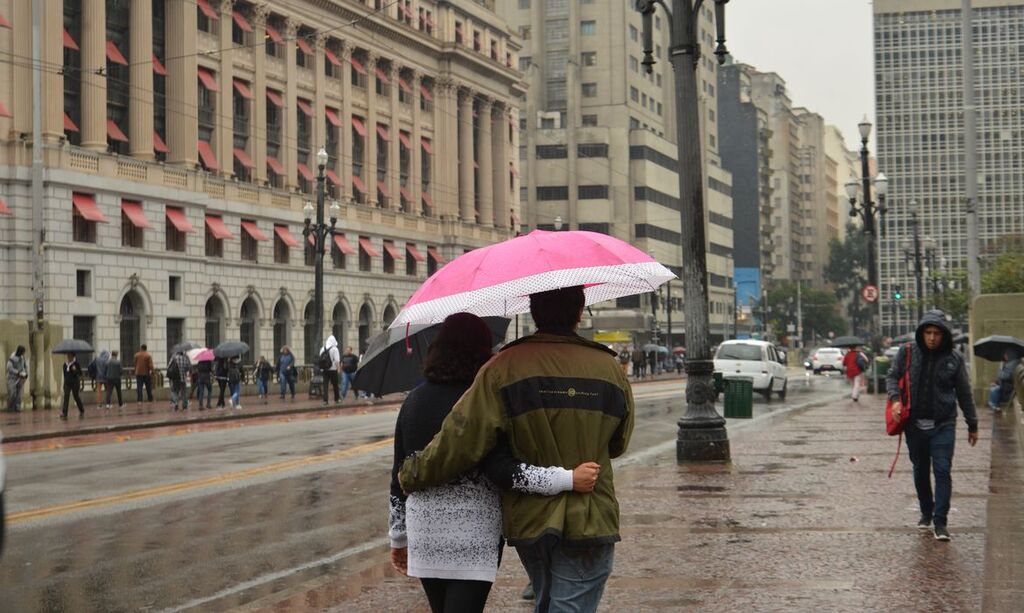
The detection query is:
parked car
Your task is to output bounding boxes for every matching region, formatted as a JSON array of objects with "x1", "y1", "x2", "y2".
[
  {"x1": 810, "y1": 347, "x2": 845, "y2": 375},
  {"x1": 713, "y1": 340, "x2": 789, "y2": 400}
]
